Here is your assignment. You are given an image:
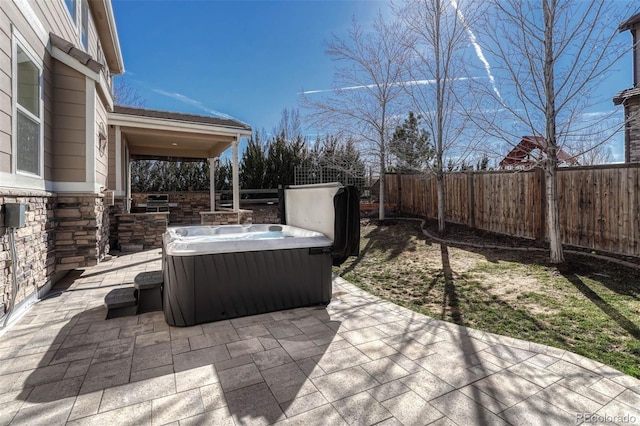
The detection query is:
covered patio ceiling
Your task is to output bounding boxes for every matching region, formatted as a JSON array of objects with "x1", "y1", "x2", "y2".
[
  {"x1": 110, "y1": 105, "x2": 252, "y2": 161},
  {"x1": 109, "y1": 106, "x2": 253, "y2": 212}
]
